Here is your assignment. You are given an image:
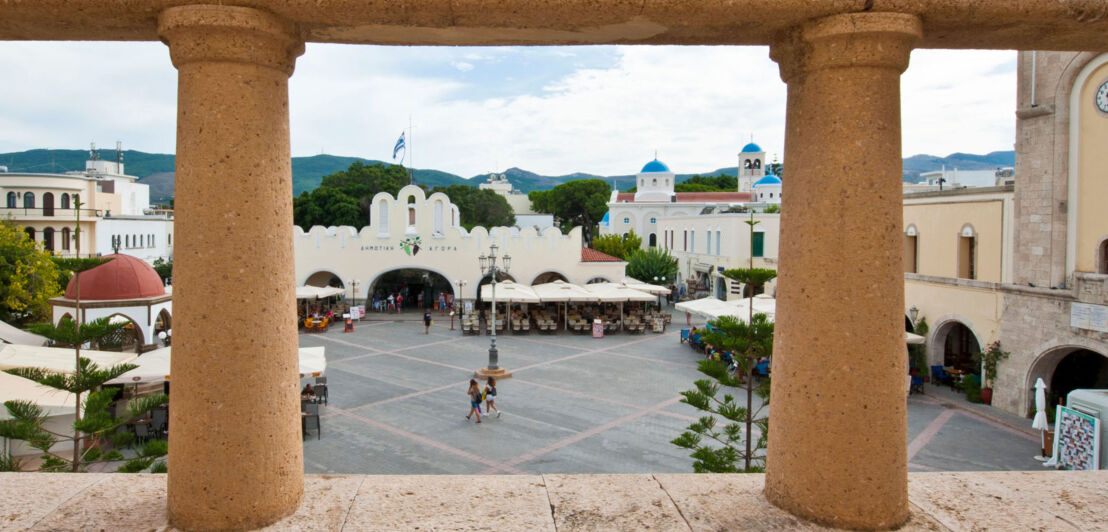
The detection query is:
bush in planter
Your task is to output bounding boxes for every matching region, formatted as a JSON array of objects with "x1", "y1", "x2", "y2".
[
  {"x1": 964, "y1": 375, "x2": 983, "y2": 403},
  {"x1": 972, "y1": 341, "x2": 1010, "y2": 390}
]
